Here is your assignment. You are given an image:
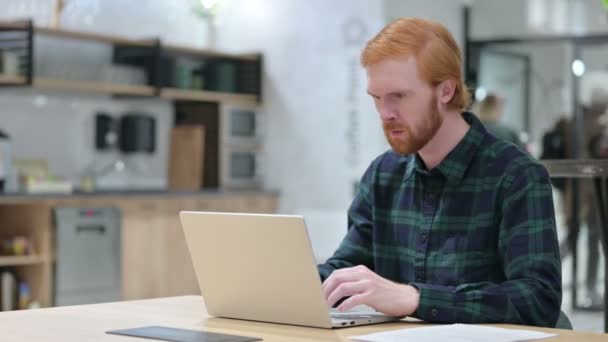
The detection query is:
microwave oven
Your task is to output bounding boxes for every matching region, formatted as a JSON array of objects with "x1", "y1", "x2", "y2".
[
  {"x1": 220, "y1": 144, "x2": 263, "y2": 189},
  {"x1": 220, "y1": 104, "x2": 263, "y2": 145},
  {"x1": 219, "y1": 104, "x2": 263, "y2": 189}
]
